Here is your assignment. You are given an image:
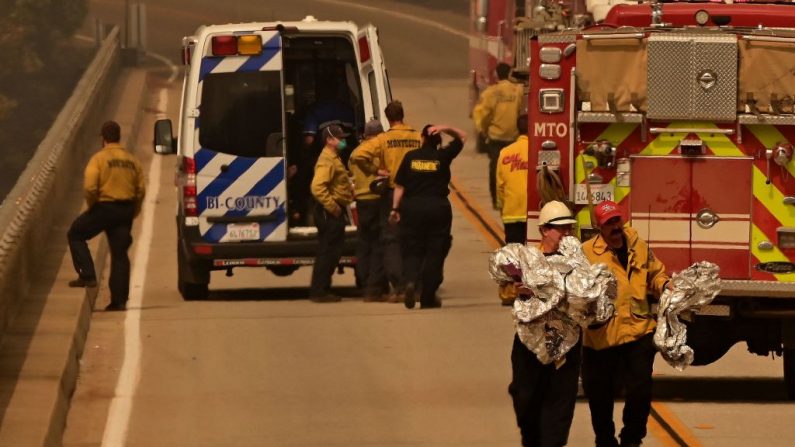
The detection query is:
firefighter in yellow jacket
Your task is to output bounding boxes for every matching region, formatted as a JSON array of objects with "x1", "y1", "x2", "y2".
[
  {"x1": 67, "y1": 121, "x2": 145, "y2": 311},
  {"x1": 473, "y1": 62, "x2": 523, "y2": 208},
  {"x1": 495, "y1": 114, "x2": 529, "y2": 306},
  {"x1": 581, "y1": 200, "x2": 671, "y2": 447},
  {"x1": 348, "y1": 120, "x2": 388, "y2": 301},
  {"x1": 310, "y1": 124, "x2": 354, "y2": 302},
  {"x1": 348, "y1": 101, "x2": 421, "y2": 300}
]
